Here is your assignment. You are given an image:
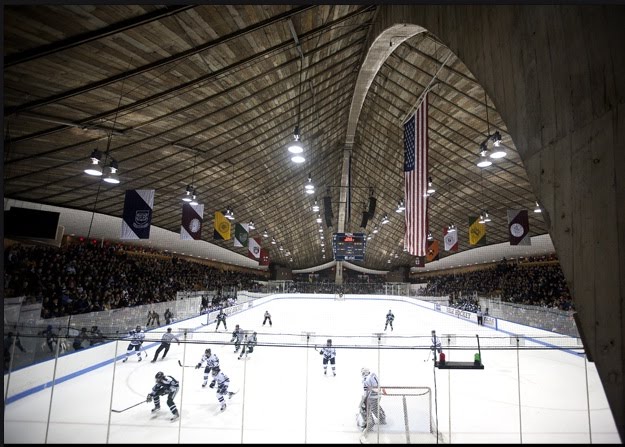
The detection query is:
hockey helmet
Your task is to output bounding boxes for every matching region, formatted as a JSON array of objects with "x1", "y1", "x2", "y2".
[
  {"x1": 361, "y1": 367, "x2": 370, "y2": 377},
  {"x1": 327, "y1": 339, "x2": 332, "y2": 346},
  {"x1": 205, "y1": 348, "x2": 211, "y2": 354},
  {"x1": 155, "y1": 371, "x2": 165, "y2": 381},
  {"x1": 136, "y1": 325, "x2": 141, "y2": 332},
  {"x1": 211, "y1": 366, "x2": 220, "y2": 375}
]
